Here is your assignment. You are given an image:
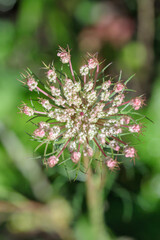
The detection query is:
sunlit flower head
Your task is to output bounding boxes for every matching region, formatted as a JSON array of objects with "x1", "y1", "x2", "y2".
[{"x1": 19, "y1": 46, "x2": 146, "y2": 171}]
